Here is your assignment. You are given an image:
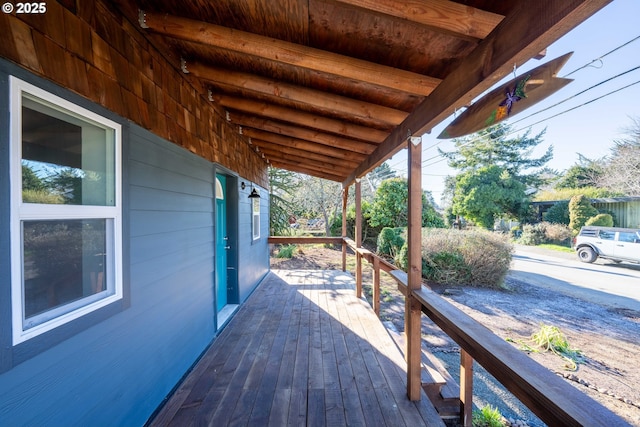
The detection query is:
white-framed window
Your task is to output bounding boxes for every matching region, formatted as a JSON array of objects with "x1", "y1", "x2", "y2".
[
  {"x1": 9, "y1": 76, "x2": 122, "y2": 345},
  {"x1": 252, "y1": 194, "x2": 260, "y2": 241}
]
